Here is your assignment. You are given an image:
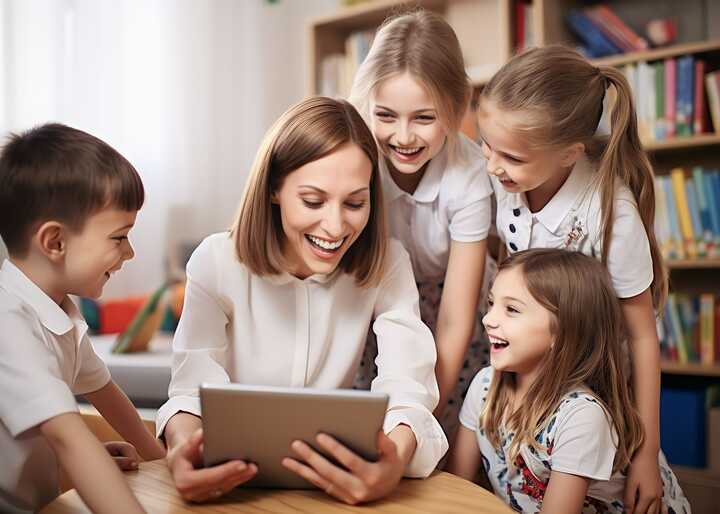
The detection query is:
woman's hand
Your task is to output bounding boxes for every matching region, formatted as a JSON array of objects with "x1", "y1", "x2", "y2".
[
  {"x1": 282, "y1": 430, "x2": 405, "y2": 505},
  {"x1": 166, "y1": 428, "x2": 257, "y2": 503},
  {"x1": 104, "y1": 441, "x2": 140, "y2": 471},
  {"x1": 624, "y1": 448, "x2": 663, "y2": 514}
]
